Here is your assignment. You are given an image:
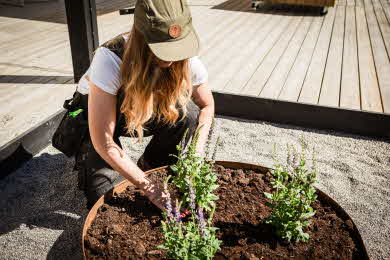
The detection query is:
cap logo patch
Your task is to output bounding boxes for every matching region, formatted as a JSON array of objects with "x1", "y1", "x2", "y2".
[{"x1": 169, "y1": 24, "x2": 182, "y2": 38}]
